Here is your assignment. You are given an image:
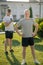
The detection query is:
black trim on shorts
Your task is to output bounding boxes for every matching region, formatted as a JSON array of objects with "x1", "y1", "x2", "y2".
[
  {"x1": 5, "y1": 31, "x2": 13, "y2": 39},
  {"x1": 22, "y1": 37, "x2": 34, "y2": 47}
]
